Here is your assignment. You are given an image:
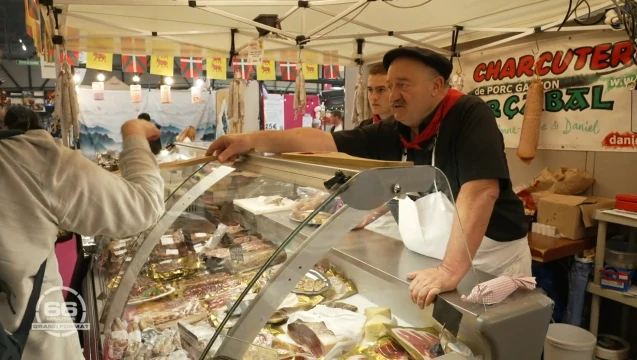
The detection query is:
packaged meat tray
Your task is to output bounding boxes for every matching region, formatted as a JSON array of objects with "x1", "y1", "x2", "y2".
[
  {"x1": 341, "y1": 337, "x2": 416, "y2": 359},
  {"x1": 227, "y1": 248, "x2": 288, "y2": 274},
  {"x1": 180, "y1": 278, "x2": 241, "y2": 299},
  {"x1": 385, "y1": 325, "x2": 443, "y2": 360},
  {"x1": 124, "y1": 297, "x2": 207, "y2": 329},
  {"x1": 148, "y1": 254, "x2": 201, "y2": 281},
  {"x1": 200, "y1": 239, "x2": 274, "y2": 259}
]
